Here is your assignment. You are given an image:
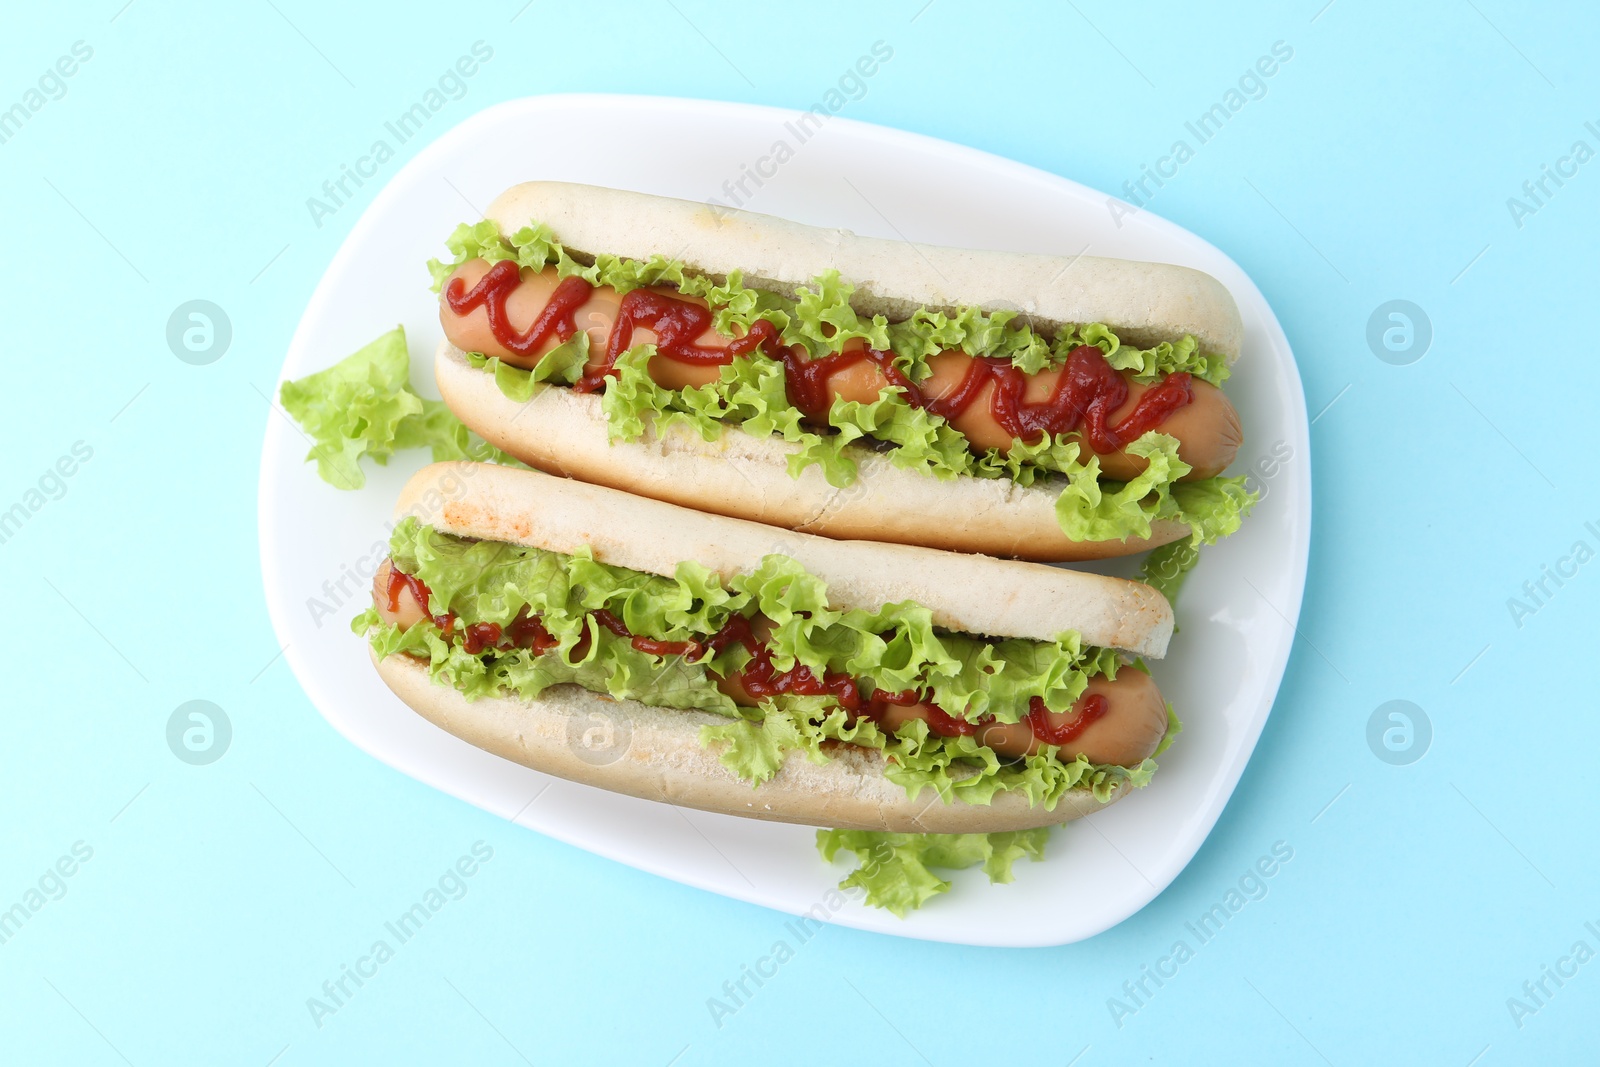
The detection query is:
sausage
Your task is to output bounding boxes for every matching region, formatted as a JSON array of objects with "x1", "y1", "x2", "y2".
[
  {"x1": 913, "y1": 352, "x2": 1240, "y2": 480},
  {"x1": 716, "y1": 657, "x2": 1166, "y2": 769},
  {"x1": 825, "y1": 347, "x2": 1239, "y2": 481},
  {"x1": 441, "y1": 261, "x2": 728, "y2": 390},
  {"x1": 439, "y1": 259, "x2": 1238, "y2": 478},
  {"x1": 441, "y1": 260, "x2": 624, "y2": 368},
  {"x1": 972, "y1": 669, "x2": 1168, "y2": 767},
  {"x1": 372, "y1": 559, "x2": 428, "y2": 630}
]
